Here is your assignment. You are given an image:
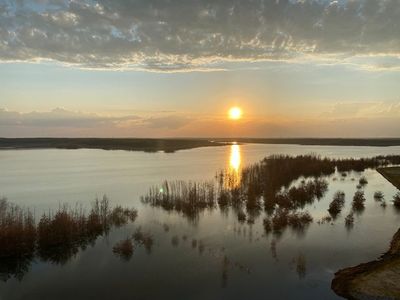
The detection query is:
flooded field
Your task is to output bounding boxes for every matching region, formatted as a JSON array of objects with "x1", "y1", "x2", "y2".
[{"x1": 1, "y1": 144, "x2": 400, "y2": 300}]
